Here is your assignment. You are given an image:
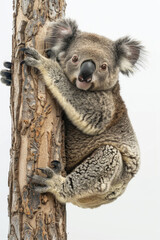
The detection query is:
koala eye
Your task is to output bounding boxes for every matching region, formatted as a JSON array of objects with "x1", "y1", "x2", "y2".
[
  {"x1": 100, "y1": 63, "x2": 108, "y2": 71},
  {"x1": 72, "y1": 55, "x2": 79, "y2": 63}
]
